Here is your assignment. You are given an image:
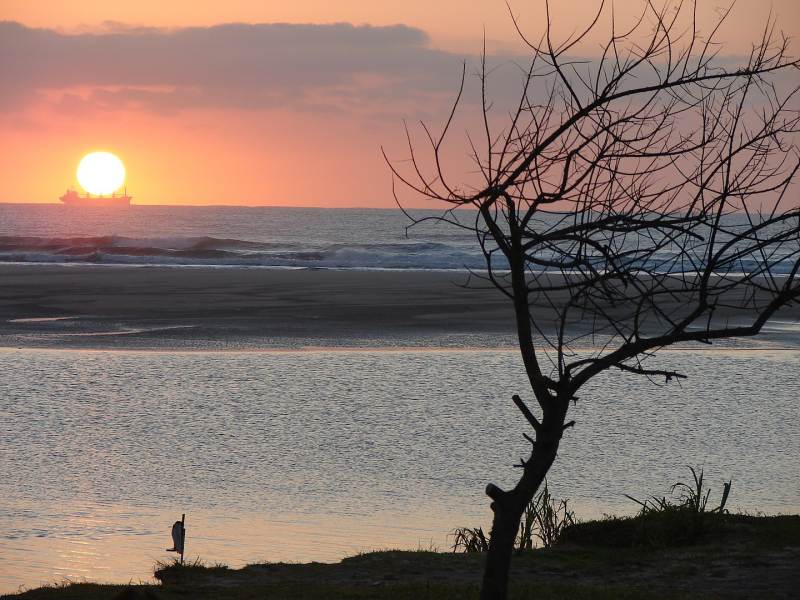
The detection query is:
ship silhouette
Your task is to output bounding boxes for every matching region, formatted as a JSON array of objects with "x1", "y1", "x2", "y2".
[{"x1": 60, "y1": 188, "x2": 132, "y2": 207}]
